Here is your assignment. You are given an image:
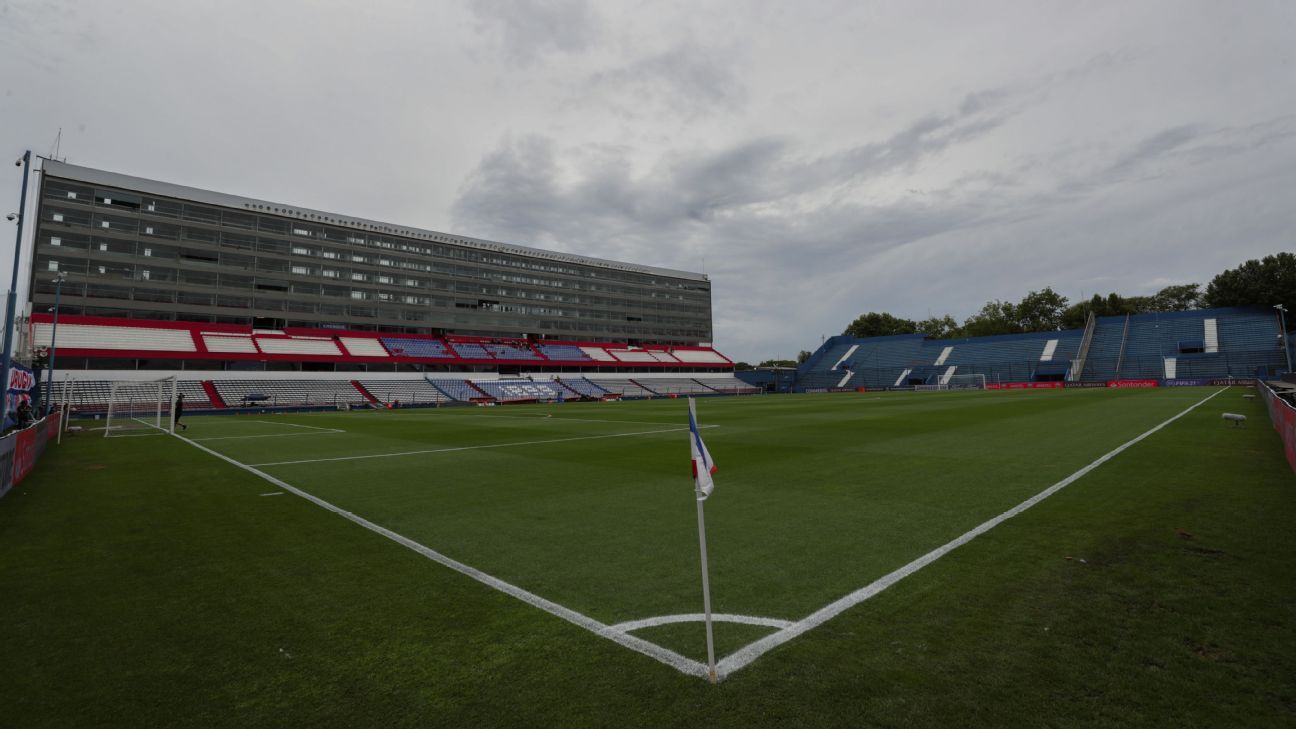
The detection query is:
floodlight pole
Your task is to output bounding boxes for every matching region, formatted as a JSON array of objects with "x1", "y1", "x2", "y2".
[
  {"x1": 2, "y1": 150, "x2": 32, "y2": 428},
  {"x1": 44, "y1": 271, "x2": 65, "y2": 415},
  {"x1": 1277, "y1": 304, "x2": 1292, "y2": 374}
]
